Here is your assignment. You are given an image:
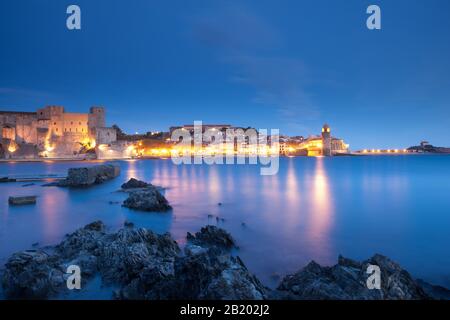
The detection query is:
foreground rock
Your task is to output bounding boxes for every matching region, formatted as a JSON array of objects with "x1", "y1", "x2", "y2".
[
  {"x1": 2, "y1": 221, "x2": 448, "y2": 300},
  {"x1": 276, "y1": 254, "x2": 431, "y2": 300},
  {"x1": 2, "y1": 222, "x2": 265, "y2": 300},
  {"x1": 416, "y1": 279, "x2": 450, "y2": 300},
  {"x1": 123, "y1": 186, "x2": 171, "y2": 212},
  {"x1": 121, "y1": 178, "x2": 150, "y2": 189},
  {"x1": 8, "y1": 196, "x2": 37, "y2": 205},
  {"x1": 57, "y1": 164, "x2": 120, "y2": 187},
  {"x1": 2, "y1": 250, "x2": 66, "y2": 299}
]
